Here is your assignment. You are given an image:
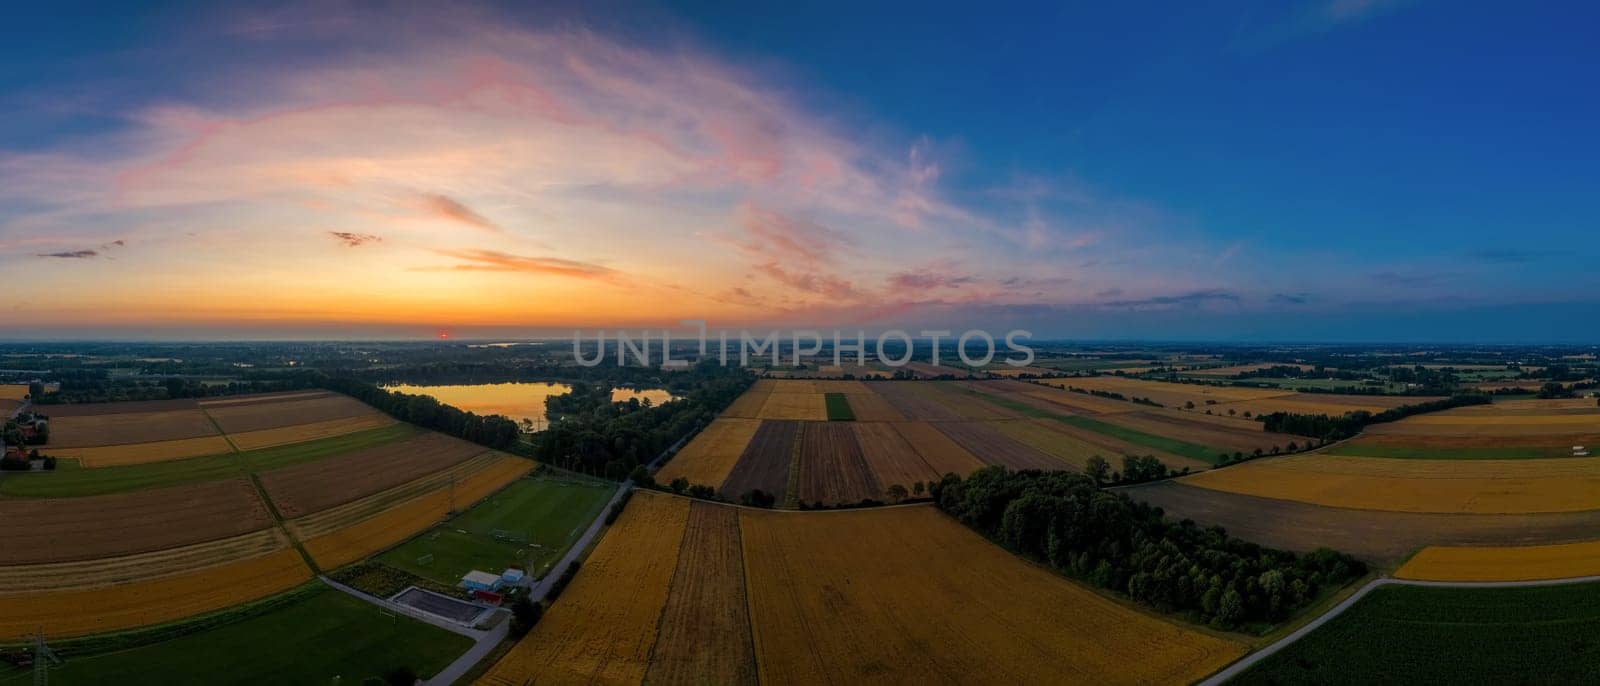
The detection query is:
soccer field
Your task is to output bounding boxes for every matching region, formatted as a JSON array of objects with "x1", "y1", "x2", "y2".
[
  {"x1": 379, "y1": 474, "x2": 615, "y2": 584},
  {"x1": 0, "y1": 584, "x2": 470, "y2": 685}
]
